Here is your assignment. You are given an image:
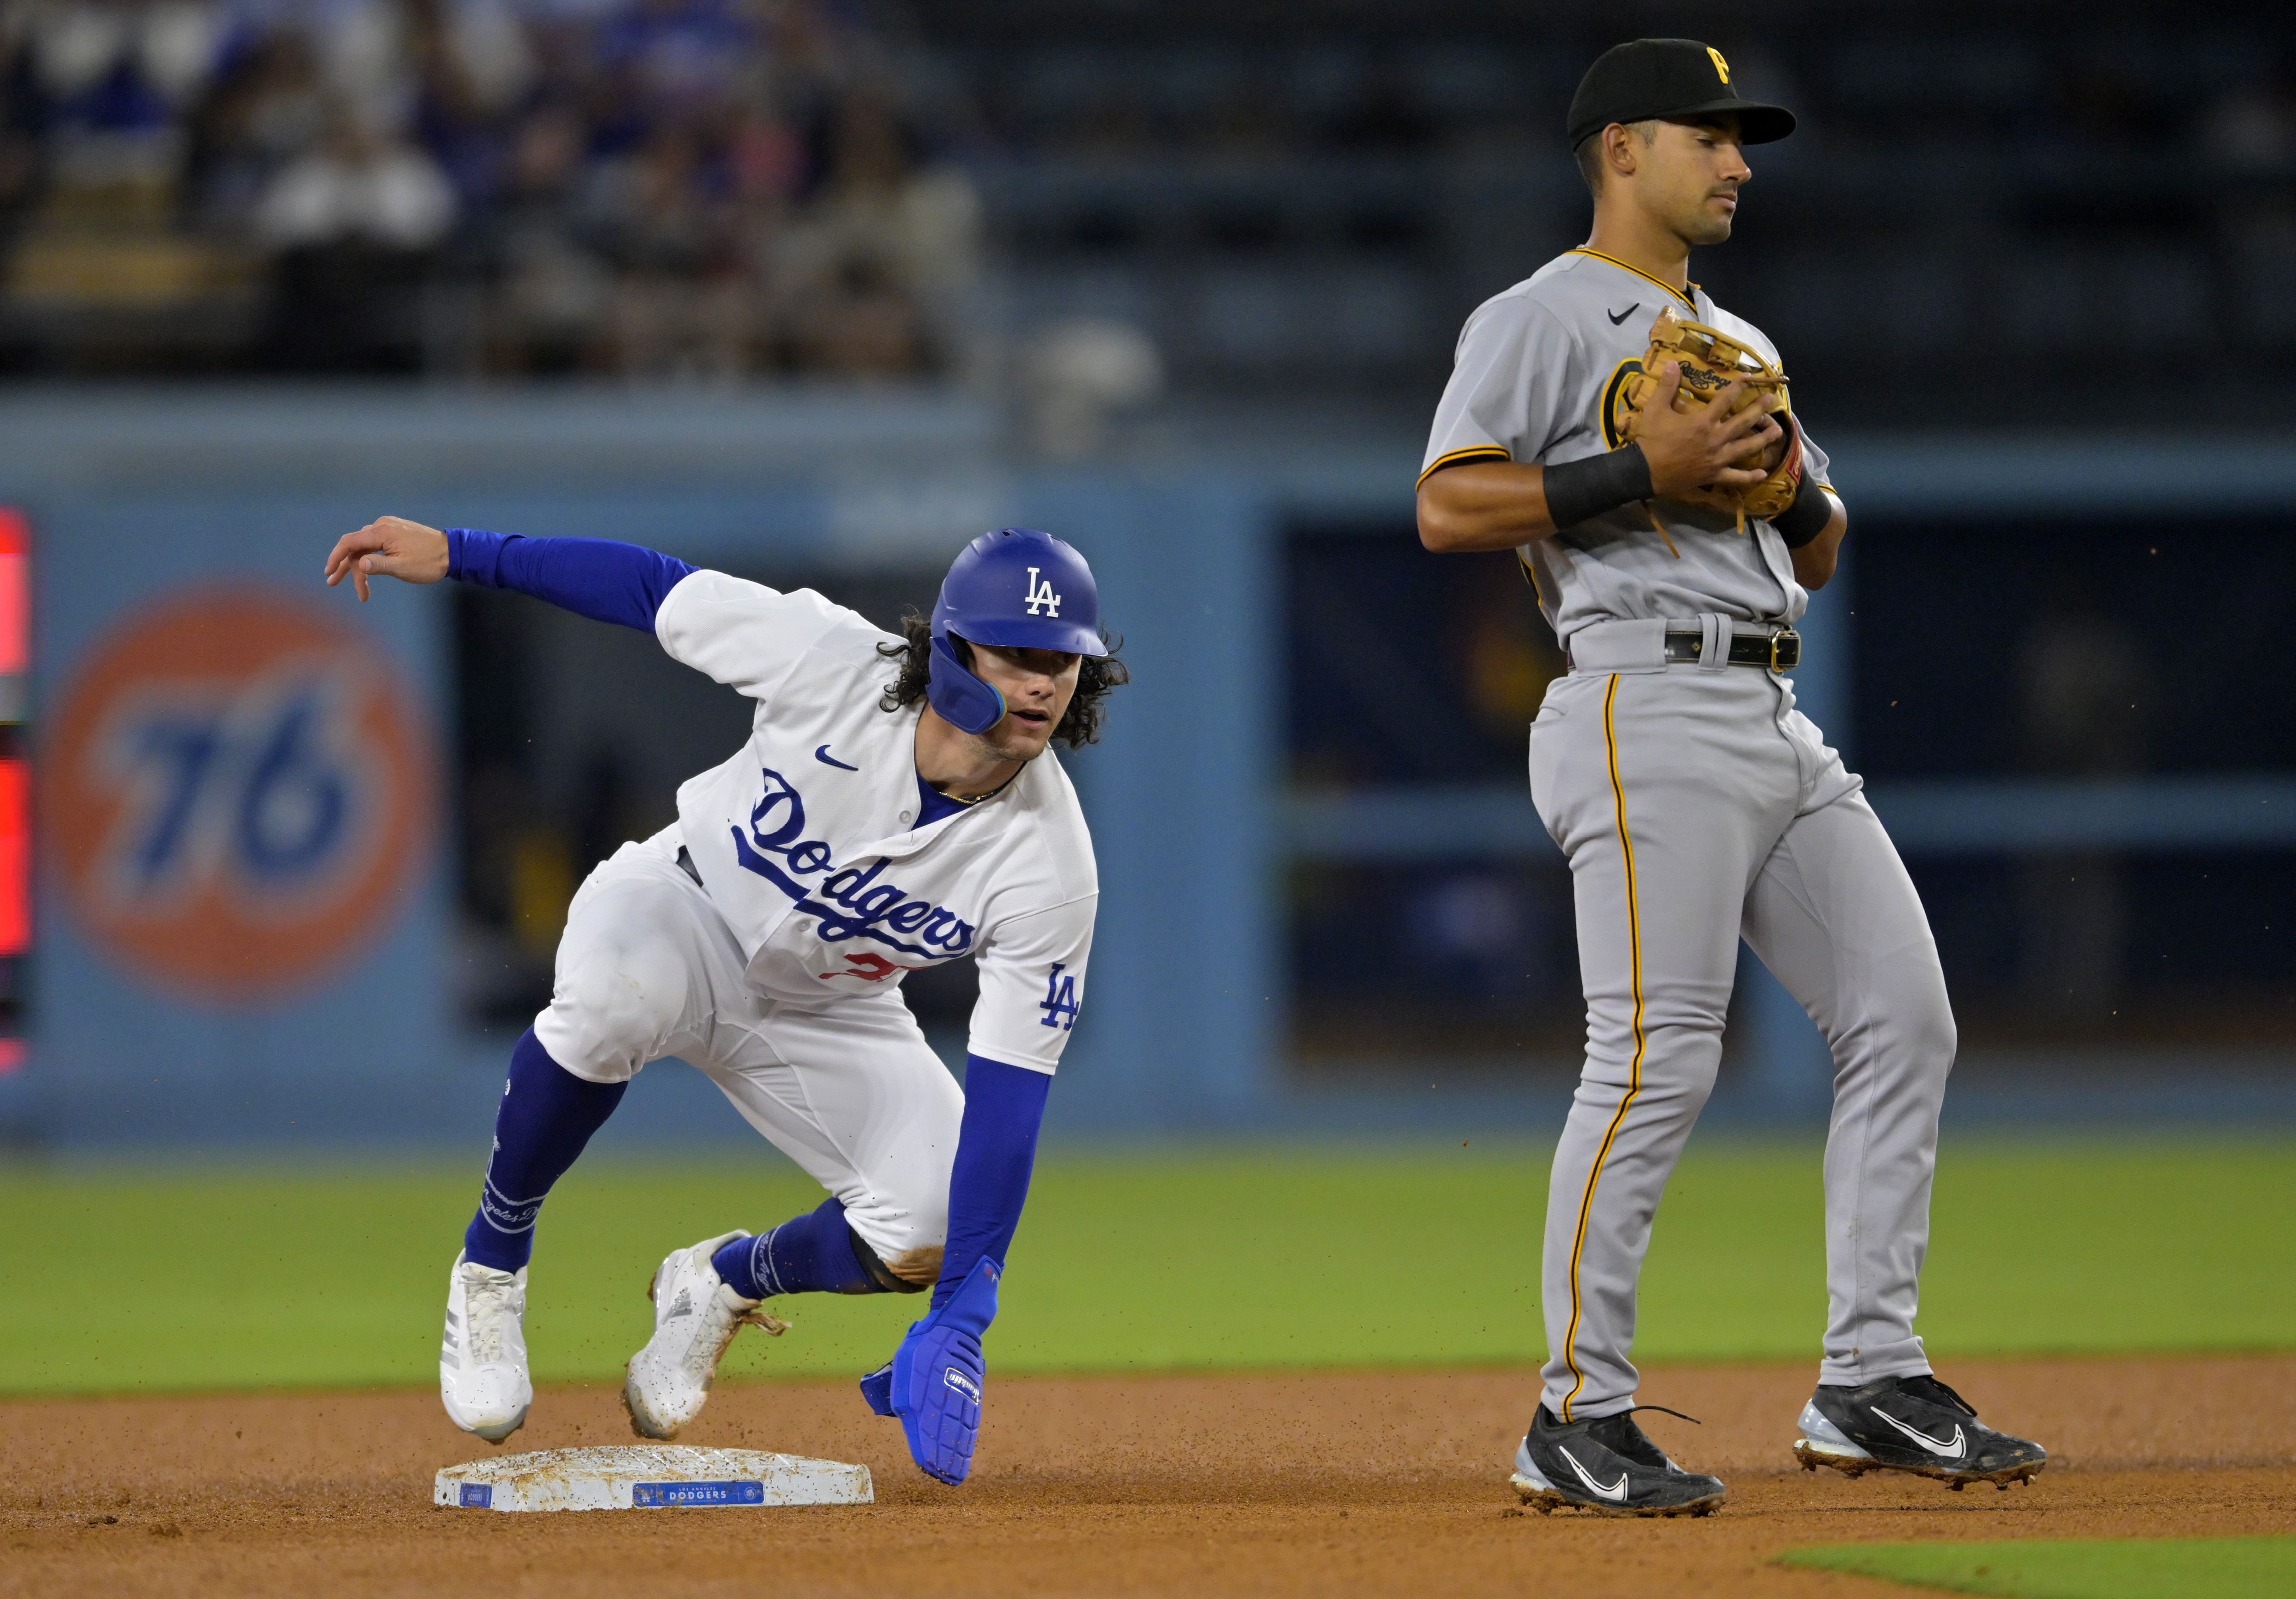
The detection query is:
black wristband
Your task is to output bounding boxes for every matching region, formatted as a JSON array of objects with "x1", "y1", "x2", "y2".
[
  {"x1": 1771, "y1": 476, "x2": 1832, "y2": 548},
  {"x1": 1542, "y1": 443, "x2": 1654, "y2": 530}
]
